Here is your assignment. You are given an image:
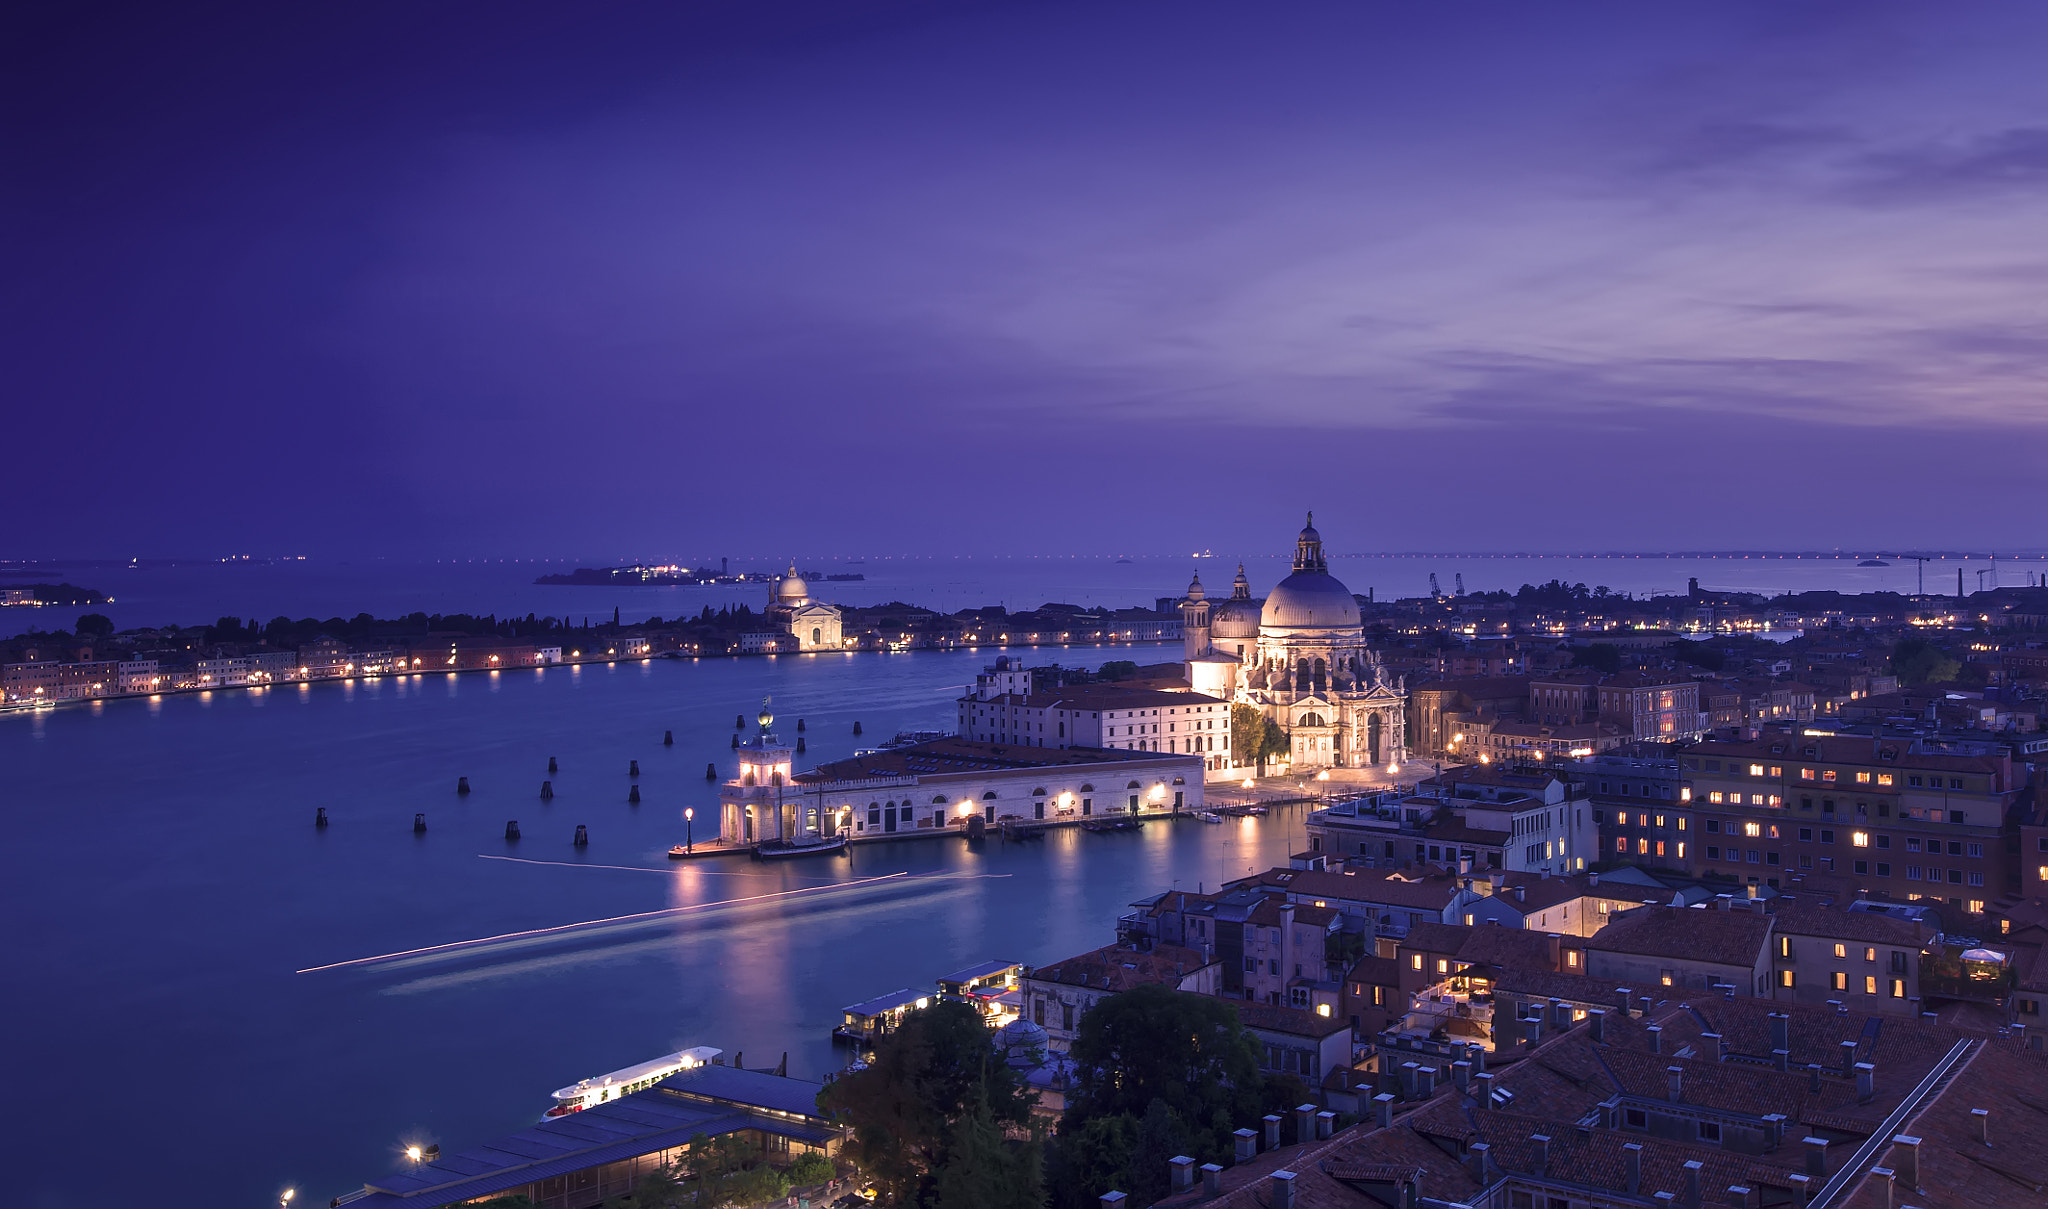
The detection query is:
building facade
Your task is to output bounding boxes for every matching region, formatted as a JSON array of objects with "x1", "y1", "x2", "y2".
[{"x1": 1180, "y1": 516, "x2": 1407, "y2": 773}]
